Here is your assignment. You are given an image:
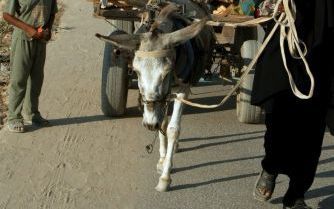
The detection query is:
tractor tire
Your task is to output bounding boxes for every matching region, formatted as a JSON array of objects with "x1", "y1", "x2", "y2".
[
  {"x1": 101, "y1": 20, "x2": 134, "y2": 117},
  {"x1": 236, "y1": 39, "x2": 262, "y2": 124}
]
